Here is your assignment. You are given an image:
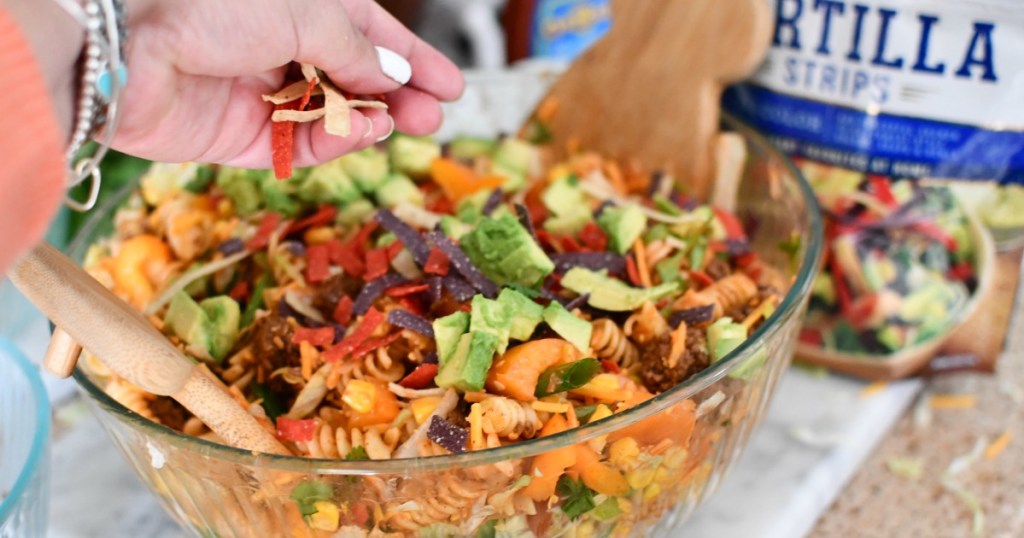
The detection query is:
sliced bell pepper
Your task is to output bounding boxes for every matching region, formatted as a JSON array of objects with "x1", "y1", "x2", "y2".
[
  {"x1": 398, "y1": 363, "x2": 439, "y2": 389},
  {"x1": 579, "y1": 222, "x2": 608, "y2": 252},
  {"x1": 713, "y1": 207, "x2": 746, "y2": 239}
]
